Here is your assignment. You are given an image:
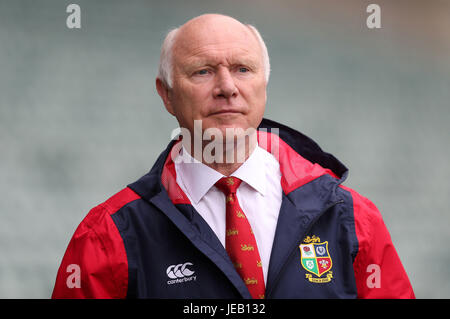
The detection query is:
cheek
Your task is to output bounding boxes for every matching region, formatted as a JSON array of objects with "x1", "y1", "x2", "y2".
[
  {"x1": 245, "y1": 82, "x2": 266, "y2": 127},
  {"x1": 245, "y1": 81, "x2": 266, "y2": 112},
  {"x1": 186, "y1": 85, "x2": 215, "y2": 115},
  {"x1": 172, "y1": 83, "x2": 212, "y2": 120}
]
